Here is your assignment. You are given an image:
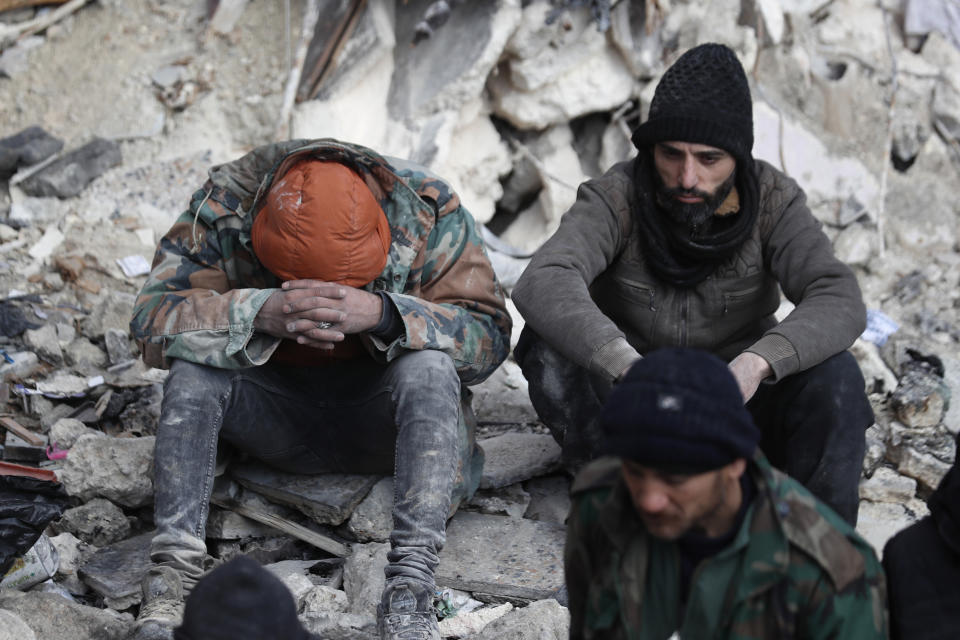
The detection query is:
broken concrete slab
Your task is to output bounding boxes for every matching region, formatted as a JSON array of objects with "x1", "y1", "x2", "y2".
[
  {"x1": 49, "y1": 532, "x2": 96, "y2": 596},
  {"x1": 231, "y1": 461, "x2": 378, "y2": 526},
  {"x1": 343, "y1": 541, "x2": 388, "y2": 616},
  {"x1": 77, "y1": 531, "x2": 152, "y2": 610},
  {"x1": 857, "y1": 498, "x2": 930, "y2": 558},
  {"x1": 23, "y1": 323, "x2": 63, "y2": 366},
  {"x1": 0, "y1": 590, "x2": 131, "y2": 640},
  {"x1": 103, "y1": 328, "x2": 133, "y2": 365},
  {"x1": 388, "y1": 0, "x2": 521, "y2": 121},
  {"x1": 489, "y1": 3, "x2": 635, "y2": 130},
  {"x1": 0, "y1": 609, "x2": 36, "y2": 640},
  {"x1": 58, "y1": 433, "x2": 155, "y2": 508},
  {"x1": 478, "y1": 432, "x2": 562, "y2": 490},
  {"x1": 439, "y1": 602, "x2": 512, "y2": 638},
  {"x1": 859, "y1": 467, "x2": 918, "y2": 503},
  {"x1": 53, "y1": 498, "x2": 132, "y2": 547},
  {"x1": 299, "y1": 611, "x2": 377, "y2": 640},
  {"x1": 49, "y1": 417, "x2": 98, "y2": 449},
  {"x1": 64, "y1": 337, "x2": 109, "y2": 373},
  {"x1": 344, "y1": 477, "x2": 393, "y2": 543},
  {"x1": 467, "y1": 482, "x2": 531, "y2": 519},
  {"x1": 436, "y1": 512, "x2": 565, "y2": 601},
  {"x1": 523, "y1": 475, "x2": 571, "y2": 525},
  {"x1": 80, "y1": 290, "x2": 136, "y2": 341},
  {"x1": 299, "y1": 584, "x2": 349, "y2": 615},
  {"x1": 18, "y1": 138, "x2": 122, "y2": 199},
  {"x1": 465, "y1": 598, "x2": 569, "y2": 639}
]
